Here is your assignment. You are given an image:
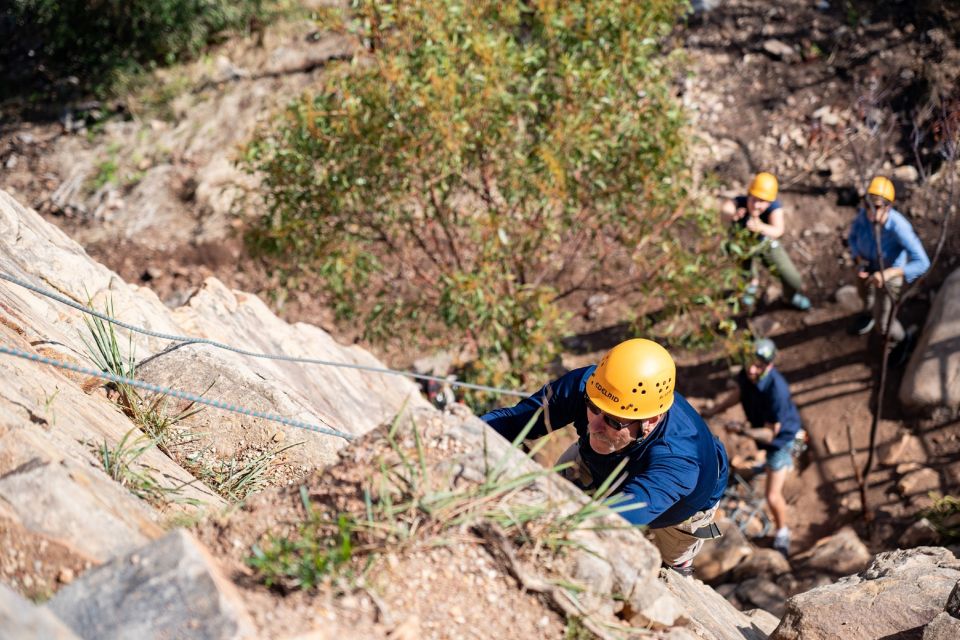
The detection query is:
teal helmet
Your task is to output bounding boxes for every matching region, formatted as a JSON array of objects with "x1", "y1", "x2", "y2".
[{"x1": 753, "y1": 338, "x2": 777, "y2": 364}]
